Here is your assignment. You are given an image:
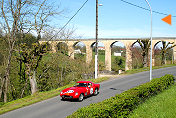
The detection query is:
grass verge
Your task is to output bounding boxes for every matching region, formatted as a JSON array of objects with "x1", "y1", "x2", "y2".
[
  {"x1": 67, "y1": 74, "x2": 175, "y2": 118},
  {"x1": 0, "y1": 77, "x2": 109, "y2": 115},
  {"x1": 129, "y1": 84, "x2": 176, "y2": 118},
  {"x1": 124, "y1": 64, "x2": 176, "y2": 75},
  {"x1": 1, "y1": 64, "x2": 176, "y2": 115}
]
